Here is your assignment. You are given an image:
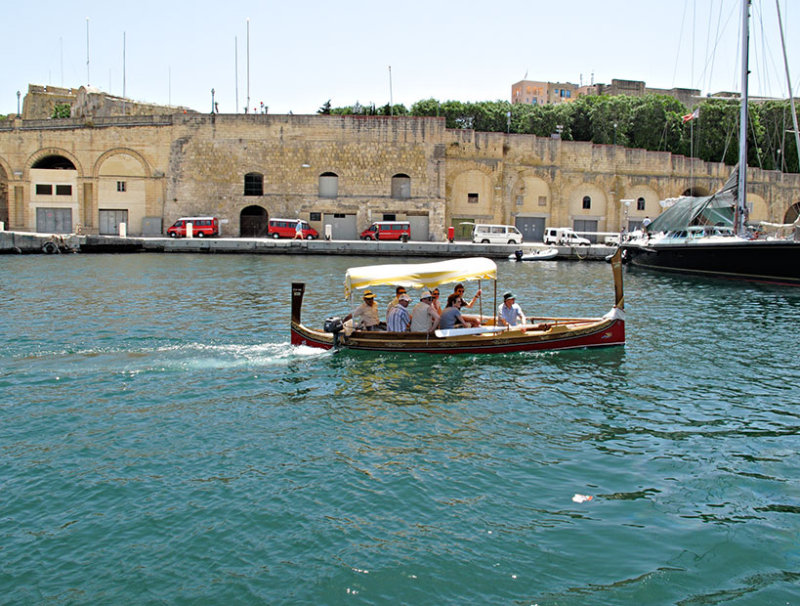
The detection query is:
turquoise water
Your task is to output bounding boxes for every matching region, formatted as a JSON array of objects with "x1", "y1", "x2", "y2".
[{"x1": 2, "y1": 253, "x2": 799, "y2": 605}]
